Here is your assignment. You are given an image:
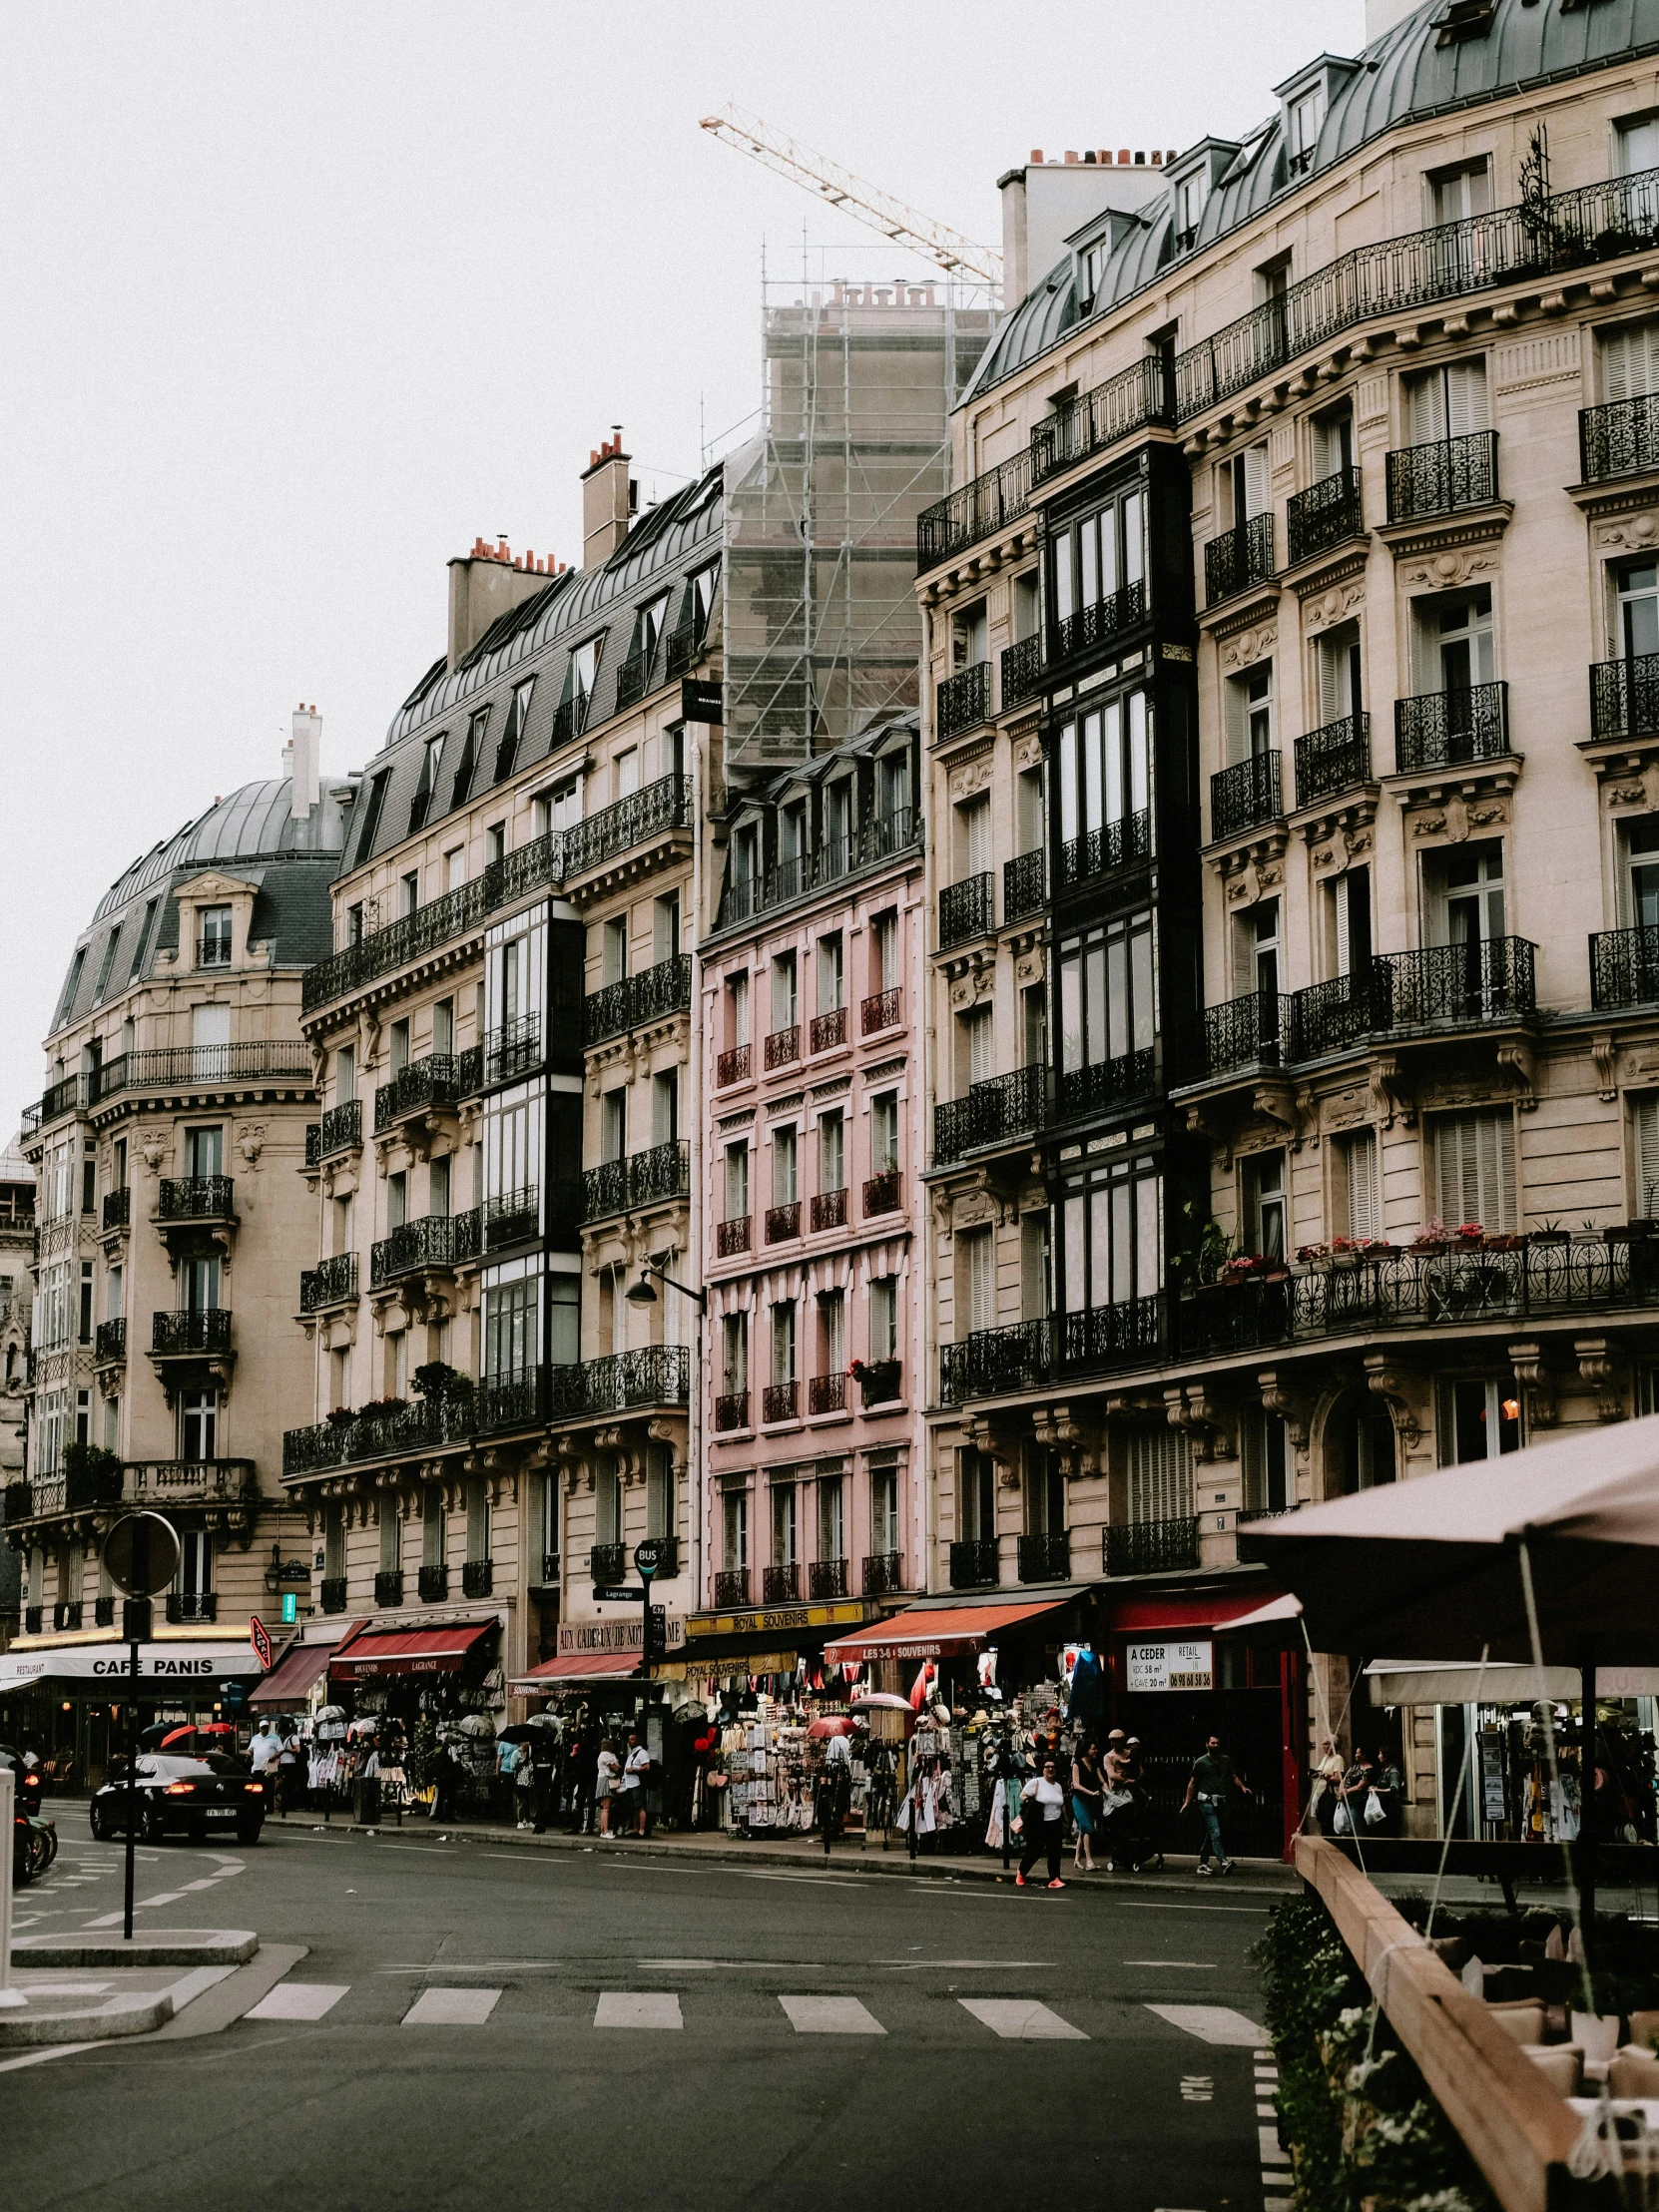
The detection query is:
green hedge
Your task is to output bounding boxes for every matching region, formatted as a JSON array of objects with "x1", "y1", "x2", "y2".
[{"x1": 1250, "y1": 1895, "x2": 1497, "y2": 2212}]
